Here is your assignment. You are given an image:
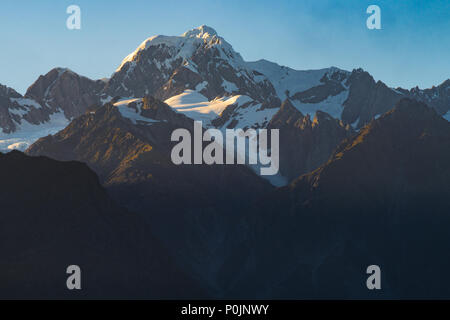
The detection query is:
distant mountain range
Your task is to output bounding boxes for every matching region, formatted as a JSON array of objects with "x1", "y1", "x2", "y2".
[{"x1": 1, "y1": 25, "x2": 450, "y2": 299}]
